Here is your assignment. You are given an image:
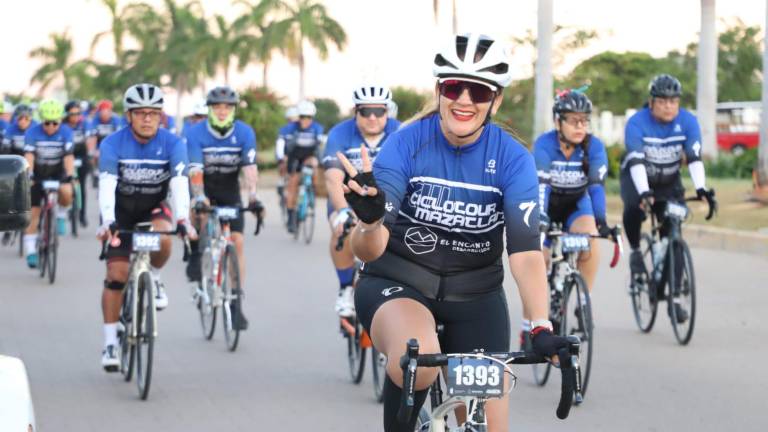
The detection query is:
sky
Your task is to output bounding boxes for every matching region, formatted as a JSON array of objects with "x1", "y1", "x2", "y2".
[{"x1": 0, "y1": 0, "x2": 764, "y2": 113}]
